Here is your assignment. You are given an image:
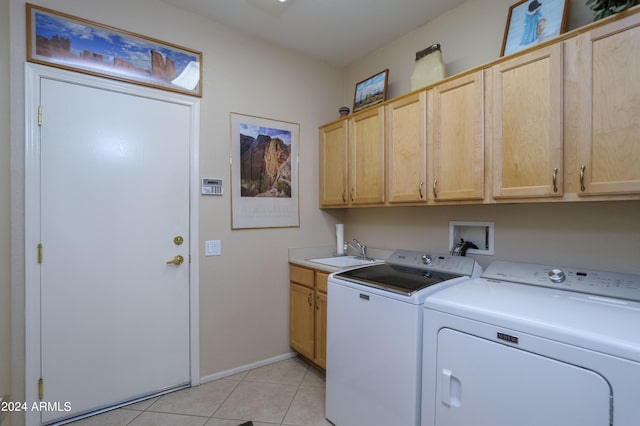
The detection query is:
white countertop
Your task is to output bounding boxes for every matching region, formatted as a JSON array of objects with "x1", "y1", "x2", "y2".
[{"x1": 288, "y1": 246, "x2": 393, "y2": 272}]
